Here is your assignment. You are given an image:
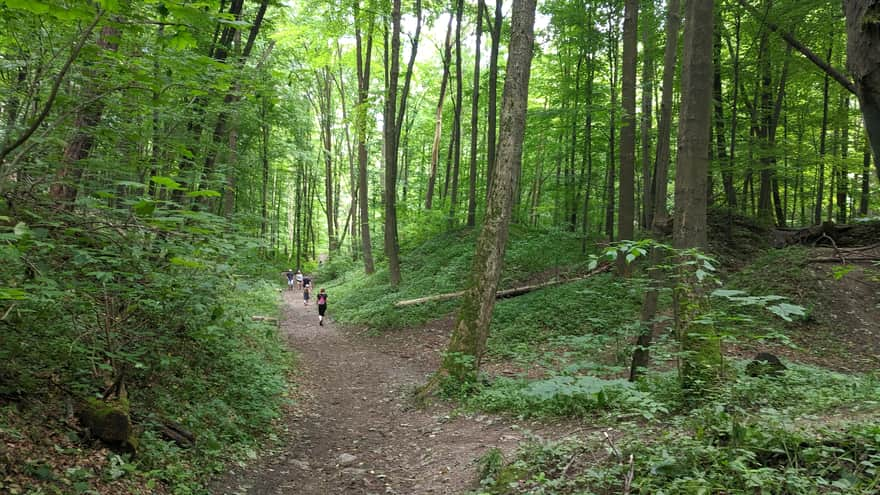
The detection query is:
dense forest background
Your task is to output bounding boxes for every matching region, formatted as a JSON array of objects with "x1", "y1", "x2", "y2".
[{"x1": 1, "y1": 0, "x2": 879, "y2": 493}]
